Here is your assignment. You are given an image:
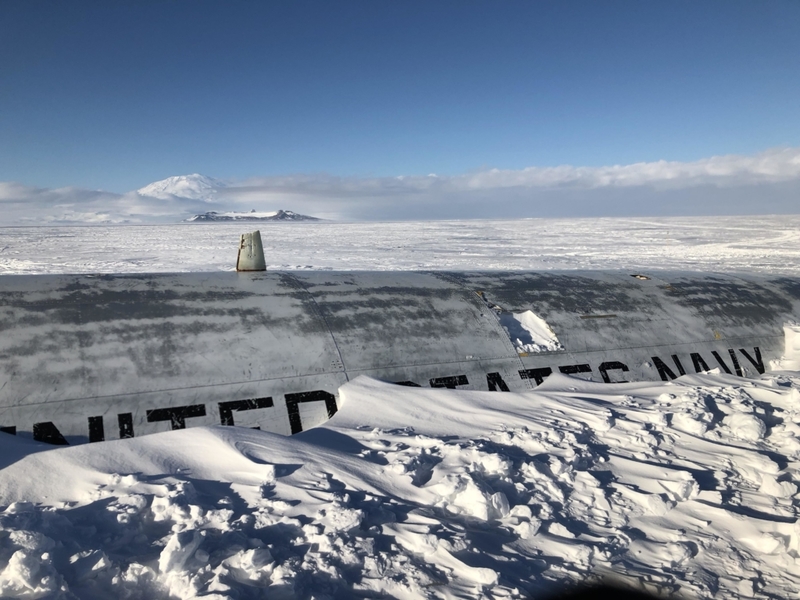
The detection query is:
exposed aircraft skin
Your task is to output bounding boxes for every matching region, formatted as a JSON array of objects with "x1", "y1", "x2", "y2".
[{"x1": 0, "y1": 270, "x2": 798, "y2": 445}]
